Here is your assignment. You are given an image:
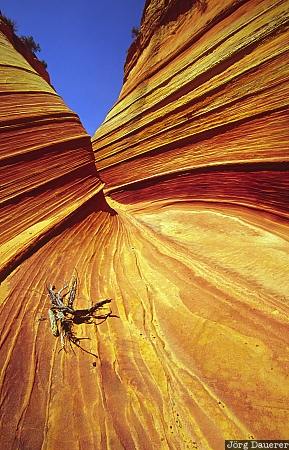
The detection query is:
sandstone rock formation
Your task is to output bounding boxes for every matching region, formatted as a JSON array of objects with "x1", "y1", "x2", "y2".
[
  {"x1": 0, "y1": 21, "x2": 105, "y2": 280},
  {"x1": 1, "y1": 0, "x2": 289, "y2": 448}
]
